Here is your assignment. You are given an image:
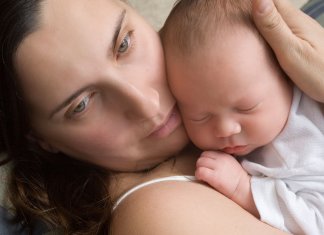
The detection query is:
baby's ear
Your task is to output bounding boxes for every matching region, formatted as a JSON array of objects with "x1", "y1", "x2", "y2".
[{"x1": 26, "y1": 133, "x2": 59, "y2": 153}]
